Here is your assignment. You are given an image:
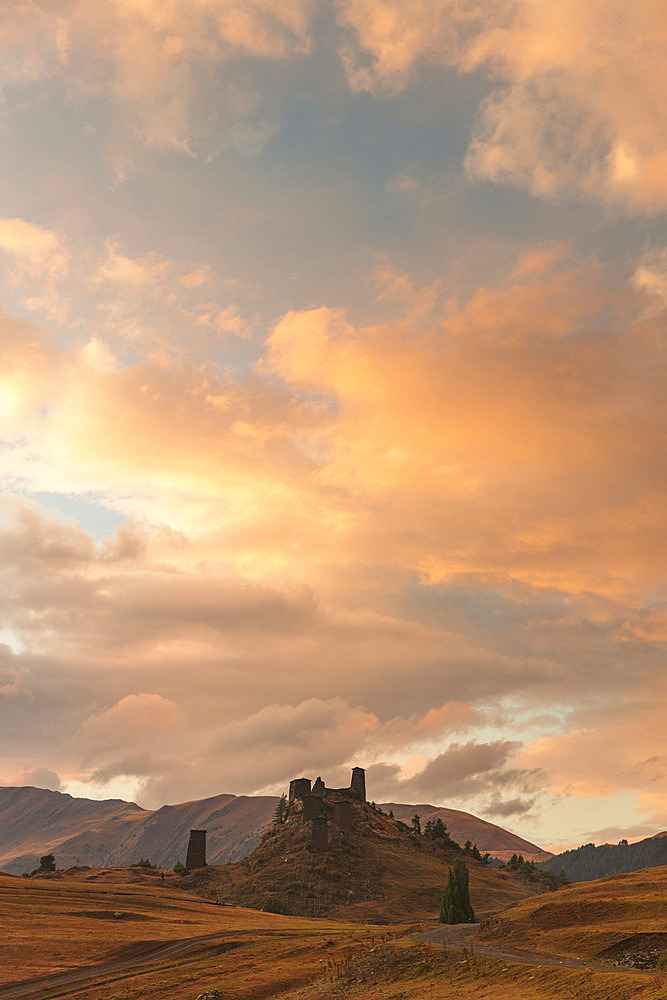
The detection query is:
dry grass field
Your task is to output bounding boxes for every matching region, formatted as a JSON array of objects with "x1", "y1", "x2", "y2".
[
  {"x1": 1, "y1": 864, "x2": 664, "y2": 1000},
  {"x1": 0, "y1": 870, "x2": 382, "y2": 1000},
  {"x1": 289, "y1": 939, "x2": 667, "y2": 1000},
  {"x1": 480, "y1": 864, "x2": 667, "y2": 960}
]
